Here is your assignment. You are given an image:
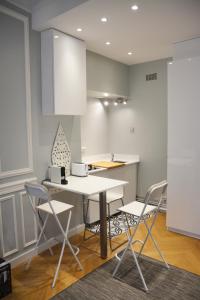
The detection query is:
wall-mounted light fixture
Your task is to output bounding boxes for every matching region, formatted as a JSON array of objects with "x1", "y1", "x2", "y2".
[{"x1": 102, "y1": 97, "x2": 128, "y2": 107}]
